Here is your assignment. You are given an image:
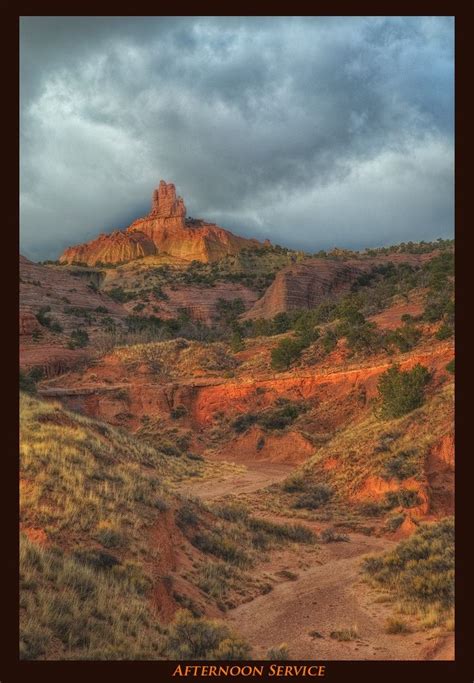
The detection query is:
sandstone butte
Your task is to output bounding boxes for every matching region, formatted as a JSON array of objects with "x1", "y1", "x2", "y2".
[{"x1": 59, "y1": 180, "x2": 265, "y2": 266}]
